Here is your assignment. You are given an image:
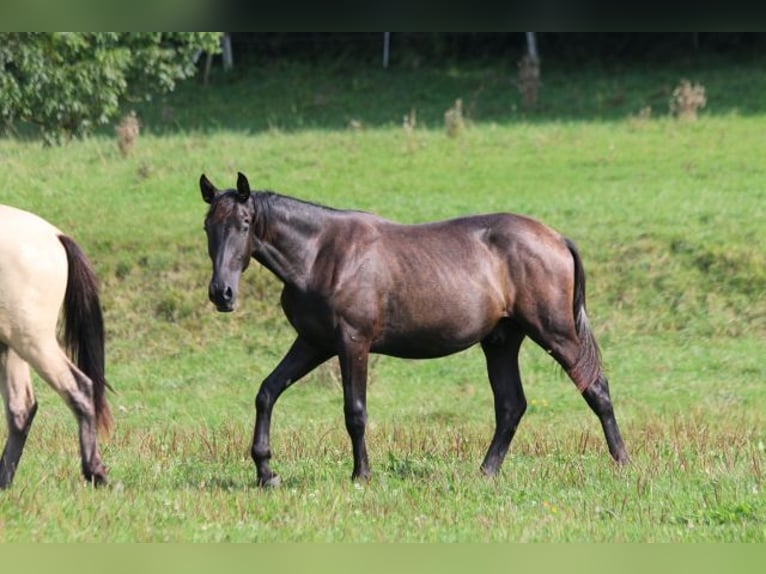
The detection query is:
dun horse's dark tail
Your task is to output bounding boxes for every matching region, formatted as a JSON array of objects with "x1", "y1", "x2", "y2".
[
  {"x1": 58, "y1": 235, "x2": 113, "y2": 434},
  {"x1": 564, "y1": 238, "x2": 602, "y2": 392}
]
